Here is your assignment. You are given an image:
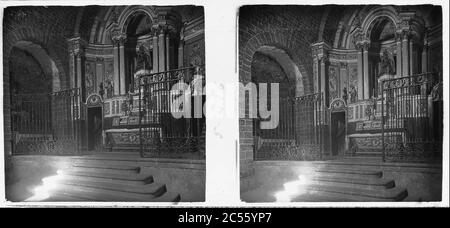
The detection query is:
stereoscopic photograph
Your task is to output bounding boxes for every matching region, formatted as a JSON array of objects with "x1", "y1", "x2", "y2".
[
  {"x1": 239, "y1": 5, "x2": 443, "y2": 202},
  {"x1": 3, "y1": 5, "x2": 206, "y2": 202}
]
